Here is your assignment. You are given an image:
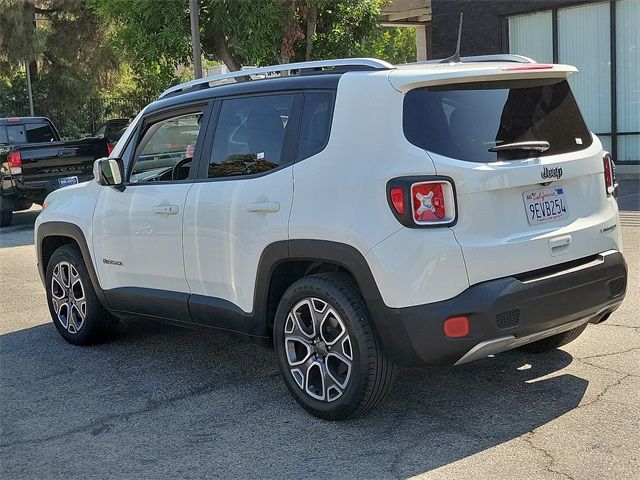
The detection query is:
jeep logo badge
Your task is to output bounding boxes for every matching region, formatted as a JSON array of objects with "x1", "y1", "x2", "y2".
[{"x1": 541, "y1": 166, "x2": 563, "y2": 180}]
